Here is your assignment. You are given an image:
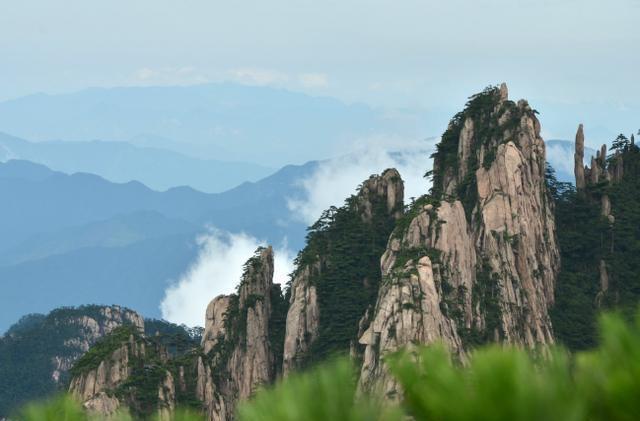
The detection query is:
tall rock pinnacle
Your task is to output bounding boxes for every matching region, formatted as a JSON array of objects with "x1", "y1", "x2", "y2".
[
  {"x1": 575, "y1": 124, "x2": 586, "y2": 190},
  {"x1": 358, "y1": 85, "x2": 559, "y2": 397},
  {"x1": 197, "y1": 246, "x2": 285, "y2": 421}
]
